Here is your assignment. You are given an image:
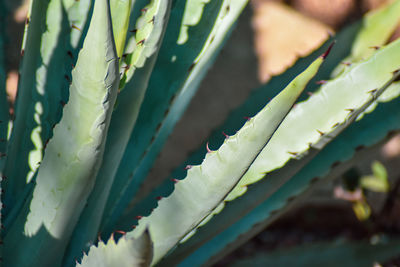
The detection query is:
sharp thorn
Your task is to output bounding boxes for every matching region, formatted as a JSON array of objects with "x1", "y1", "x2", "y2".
[
  {"x1": 321, "y1": 41, "x2": 335, "y2": 59},
  {"x1": 206, "y1": 142, "x2": 212, "y2": 153},
  {"x1": 316, "y1": 80, "x2": 327, "y2": 85}
]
